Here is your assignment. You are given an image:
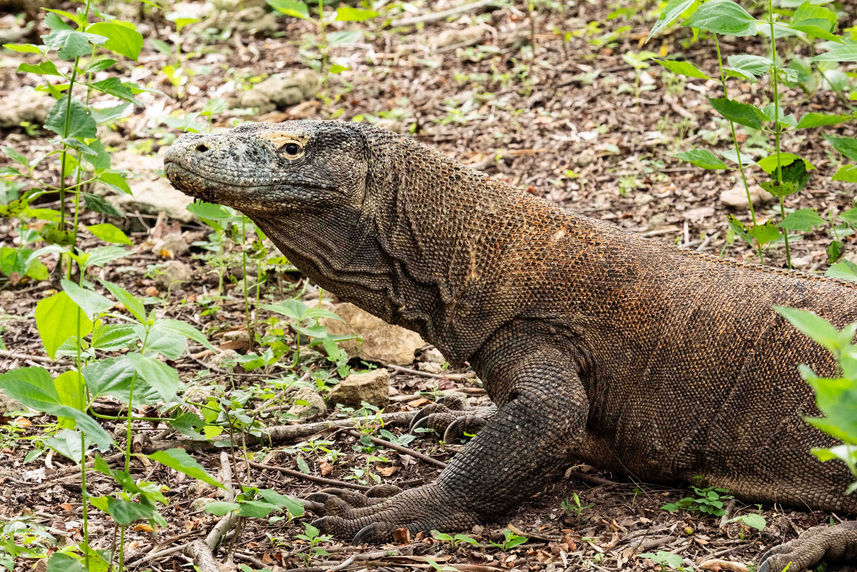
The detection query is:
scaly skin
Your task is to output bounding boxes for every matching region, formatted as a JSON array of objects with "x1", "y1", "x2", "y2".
[{"x1": 165, "y1": 120, "x2": 857, "y2": 571}]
